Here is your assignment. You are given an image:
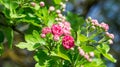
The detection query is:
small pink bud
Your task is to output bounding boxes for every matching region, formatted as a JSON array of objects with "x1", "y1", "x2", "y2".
[
  {"x1": 56, "y1": 10, "x2": 61, "y2": 14},
  {"x1": 91, "y1": 19, "x2": 99, "y2": 26},
  {"x1": 79, "y1": 49, "x2": 85, "y2": 56},
  {"x1": 84, "y1": 53, "x2": 89, "y2": 59},
  {"x1": 108, "y1": 39, "x2": 113, "y2": 44},
  {"x1": 58, "y1": 14, "x2": 63, "y2": 18},
  {"x1": 31, "y1": 2, "x2": 36, "y2": 7},
  {"x1": 41, "y1": 34, "x2": 46, "y2": 38},
  {"x1": 62, "y1": 4, "x2": 66, "y2": 8},
  {"x1": 89, "y1": 52, "x2": 94, "y2": 57},
  {"x1": 91, "y1": 26, "x2": 95, "y2": 29},
  {"x1": 49, "y1": 6, "x2": 55, "y2": 11},
  {"x1": 53, "y1": 35, "x2": 59, "y2": 41},
  {"x1": 106, "y1": 32, "x2": 114, "y2": 39},
  {"x1": 100, "y1": 22, "x2": 109, "y2": 31},
  {"x1": 88, "y1": 58, "x2": 92, "y2": 62},
  {"x1": 39, "y1": 1, "x2": 45, "y2": 7},
  {"x1": 55, "y1": 18, "x2": 59, "y2": 21}
]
